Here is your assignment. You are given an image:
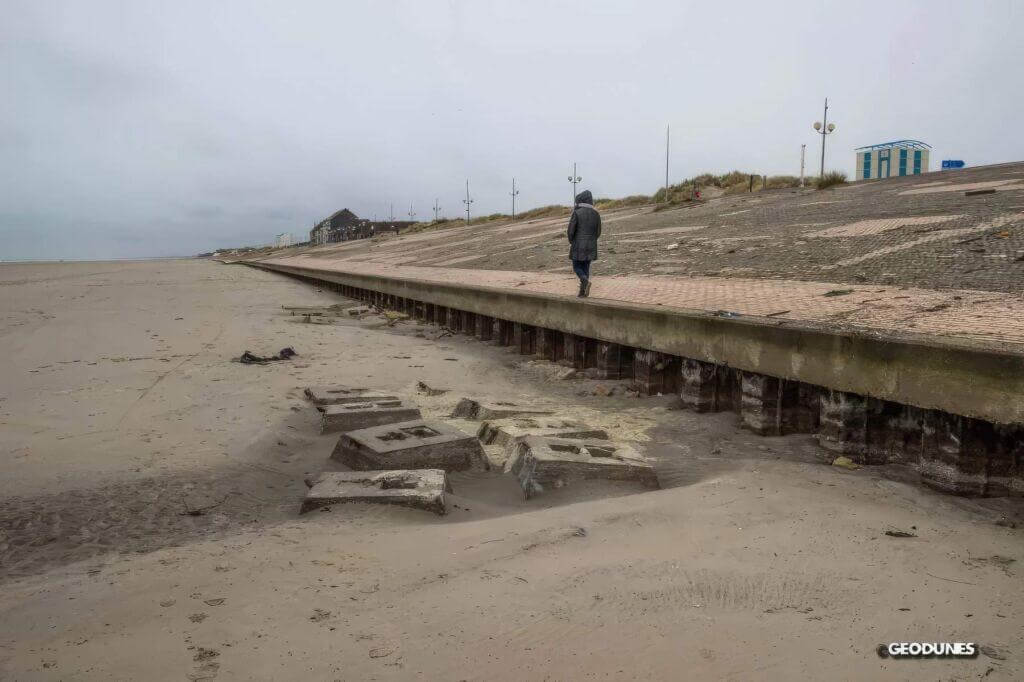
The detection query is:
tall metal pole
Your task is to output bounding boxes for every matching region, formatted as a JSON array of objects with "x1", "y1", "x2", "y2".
[
  {"x1": 820, "y1": 97, "x2": 829, "y2": 178},
  {"x1": 463, "y1": 180, "x2": 473, "y2": 224},
  {"x1": 433, "y1": 198, "x2": 440, "y2": 221},
  {"x1": 800, "y1": 144, "x2": 806, "y2": 187},
  {"x1": 407, "y1": 202, "x2": 416, "y2": 221},
  {"x1": 510, "y1": 177, "x2": 519, "y2": 219},
  {"x1": 665, "y1": 125, "x2": 670, "y2": 203},
  {"x1": 568, "y1": 163, "x2": 581, "y2": 205}
]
